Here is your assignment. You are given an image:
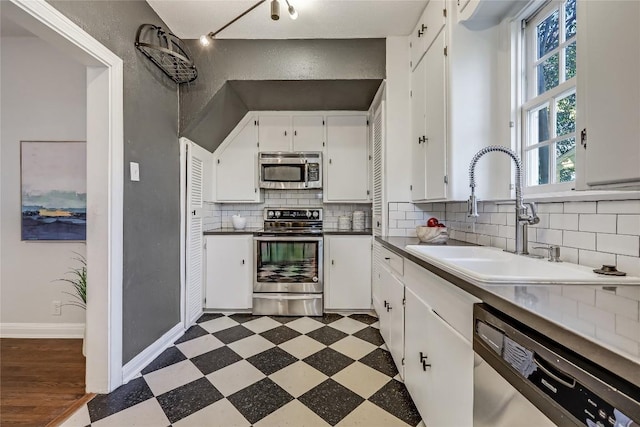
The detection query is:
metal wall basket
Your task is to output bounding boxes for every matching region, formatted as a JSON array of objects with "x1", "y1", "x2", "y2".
[{"x1": 135, "y1": 24, "x2": 197, "y2": 84}]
